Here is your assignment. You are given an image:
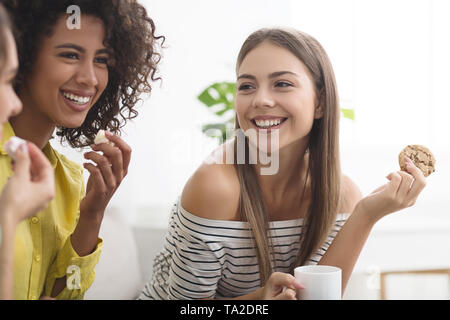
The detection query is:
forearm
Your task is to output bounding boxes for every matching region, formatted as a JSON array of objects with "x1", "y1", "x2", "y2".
[
  {"x1": 318, "y1": 205, "x2": 378, "y2": 294},
  {"x1": 0, "y1": 214, "x2": 17, "y2": 300},
  {"x1": 70, "y1": 212, "x2": 102, "y2": 257}
]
